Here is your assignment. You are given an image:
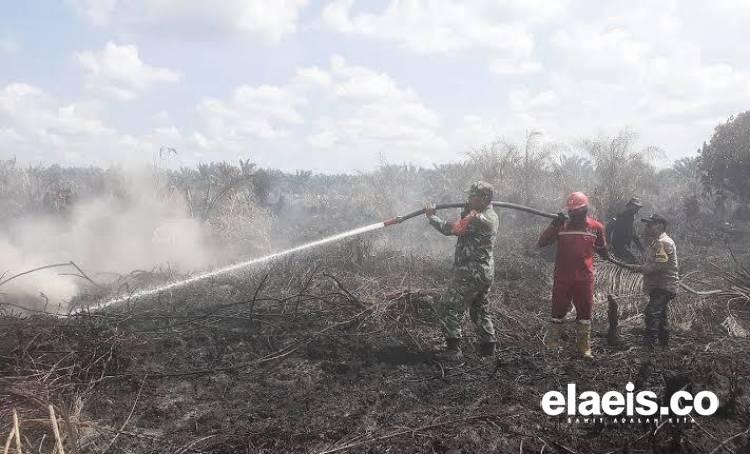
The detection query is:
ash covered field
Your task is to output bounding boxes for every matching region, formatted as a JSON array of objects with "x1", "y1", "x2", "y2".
[{"x1": 1, "y1": 137, "x2": 750, "y2": 453}]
